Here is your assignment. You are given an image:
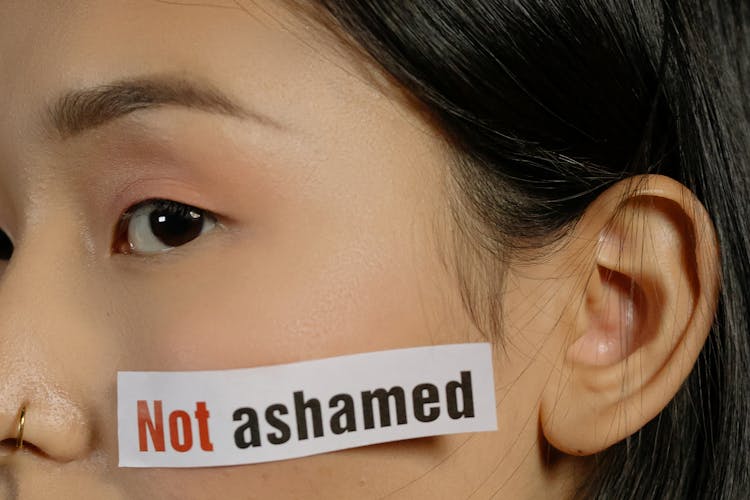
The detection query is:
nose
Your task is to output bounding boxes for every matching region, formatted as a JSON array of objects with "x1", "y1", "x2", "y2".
[
  {"x1": 0, "y1": 387, "x2": 91, "y2": 462},
  {"x1": 0, "y1": 216, "x2": 109, "y2": 462}
]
